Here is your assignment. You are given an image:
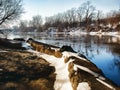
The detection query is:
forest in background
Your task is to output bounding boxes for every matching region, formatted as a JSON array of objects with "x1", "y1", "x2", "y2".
[
  {"x1": 0, "y1": 1, "x2": 120, "y2": 34},
  {"x1": 17, "y1": 1, "x2": 120, "y2": 33}
]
